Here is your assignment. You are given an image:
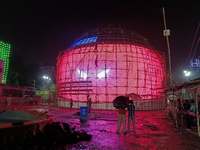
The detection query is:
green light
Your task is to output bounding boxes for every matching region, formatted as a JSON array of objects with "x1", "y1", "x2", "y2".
[{"x1": 0, "y1": 41, "x2": 11, "y2": 84}]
